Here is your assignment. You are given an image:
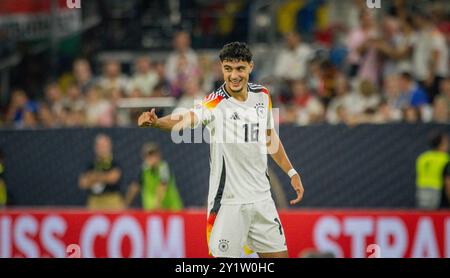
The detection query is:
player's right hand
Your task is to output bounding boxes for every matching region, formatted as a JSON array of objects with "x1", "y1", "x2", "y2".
[{"x1": 138, "y1": 108, "x2": 159, "y2": 127}]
